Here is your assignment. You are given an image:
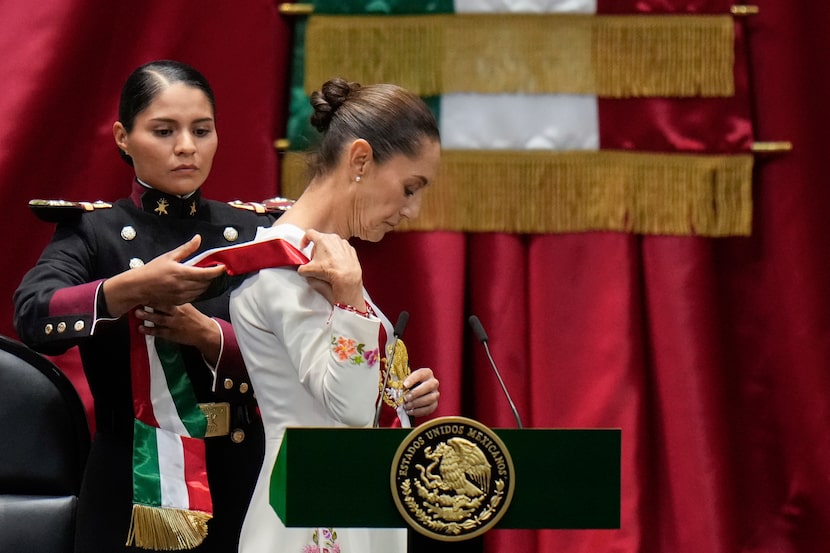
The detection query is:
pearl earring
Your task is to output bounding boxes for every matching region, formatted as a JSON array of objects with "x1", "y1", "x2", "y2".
[{"x1": 355, "y1": 175, "x2": 361, "y2": 182}]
